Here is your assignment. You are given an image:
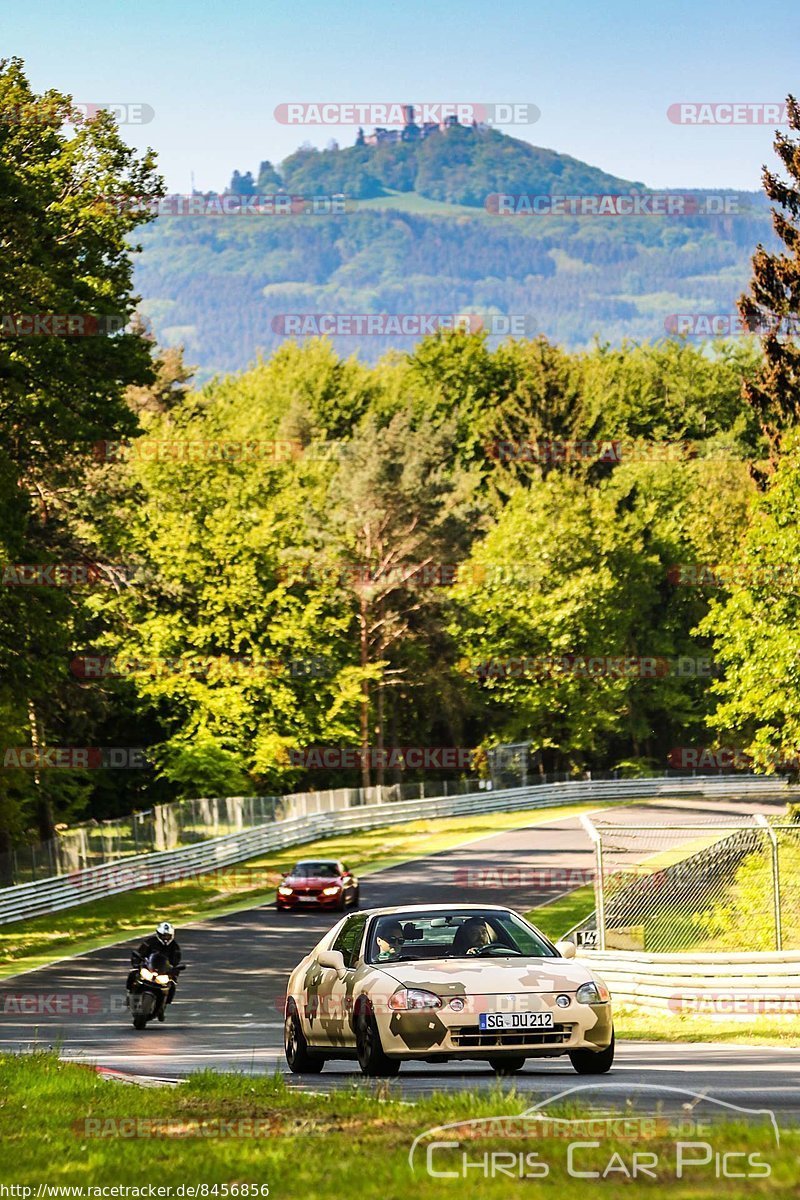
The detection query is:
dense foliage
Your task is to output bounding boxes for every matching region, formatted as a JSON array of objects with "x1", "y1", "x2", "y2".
[{"x1": 3, "y1": 63, "x2": 800, "y2": 858}]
